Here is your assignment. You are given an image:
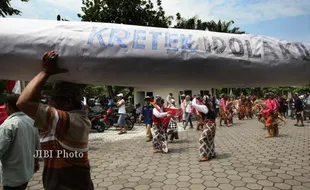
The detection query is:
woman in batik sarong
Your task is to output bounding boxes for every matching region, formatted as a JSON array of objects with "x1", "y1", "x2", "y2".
[
  {"x1": 226, "y1": 97, "x2": 235, "y2": 125},
  {"x1": 270, "y1": 93, "x2": 281, "y2": 136},
  {"x1": 219, "y1": 94, "x2": 228, "y2": 127},
  {"x1": 152, "y1": 97, "x2": 171, "y2": 153},
  {"x1": 238, "y1": 96, "x2": 246, "y2": 120},
  {"x1": 195, "y1": 95, "x2": 205, "y2": 130},
  {"x1": 263, "y1": 93, "x2": 279, "y2": 137},
  {"x1": 253, "y1": 99, "x2": 268, "y2": 129},
  {"x1": 193, "y1": 97, "x2": 217, "y2": 162},
  {"x1": 245, "y1": 96, "x2": 253, "y2": 119},
  {"x1": 254, "y1": 97, "x2": 286, "y2": 131}
]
